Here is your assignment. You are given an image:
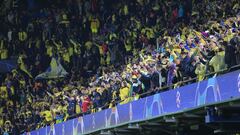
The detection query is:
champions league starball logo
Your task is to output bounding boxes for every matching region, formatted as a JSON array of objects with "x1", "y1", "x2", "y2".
[
  {"x1": 144, "y1": 94, "x2": 163, "y2": 118},
  {"x1": 195, "y1": 75, "x2": 221, "y2": 106},
  {"x1": 105, "y1": 107, "x2": 119, "y2": 127},
  {"x1": 73, "y1": 117, "x2": 85, "y2": 135},
  {"x1": 47, "y1": 124, "x2": 56, "y2": 135}
]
